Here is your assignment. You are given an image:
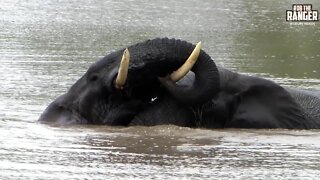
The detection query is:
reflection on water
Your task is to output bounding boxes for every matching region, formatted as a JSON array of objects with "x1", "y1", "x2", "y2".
[
  {"x1": 2, "y1": 124, "x2": 320, "y2": 179},
  {"x1": 0, "y1": 0, "x2": 319, "y2": 179}
]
